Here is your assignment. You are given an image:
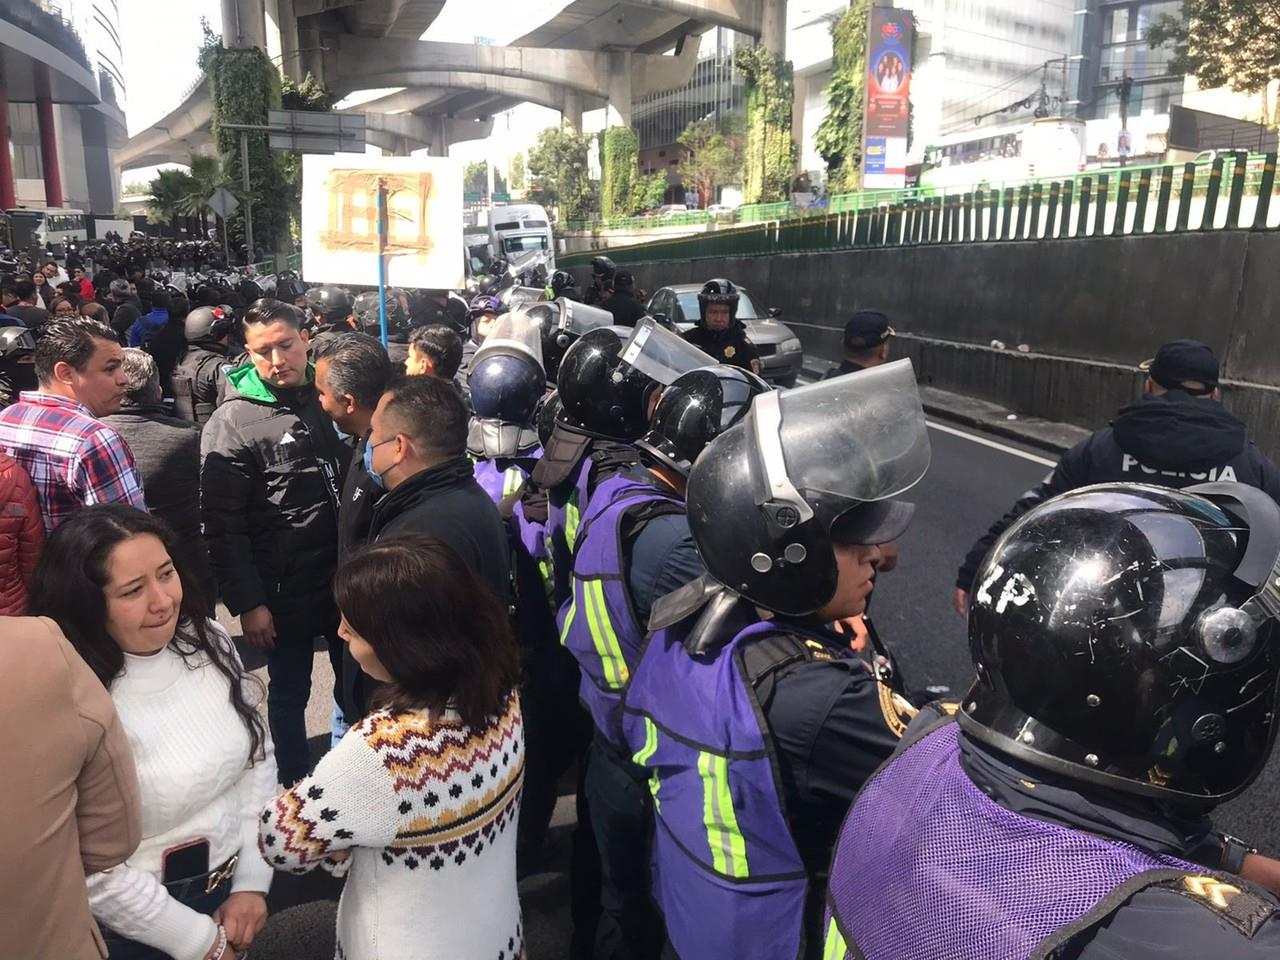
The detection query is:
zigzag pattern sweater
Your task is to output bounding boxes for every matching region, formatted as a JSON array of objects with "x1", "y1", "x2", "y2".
[{"x1": 259, "y1": 693, "x2": 525, "y2": 960}]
